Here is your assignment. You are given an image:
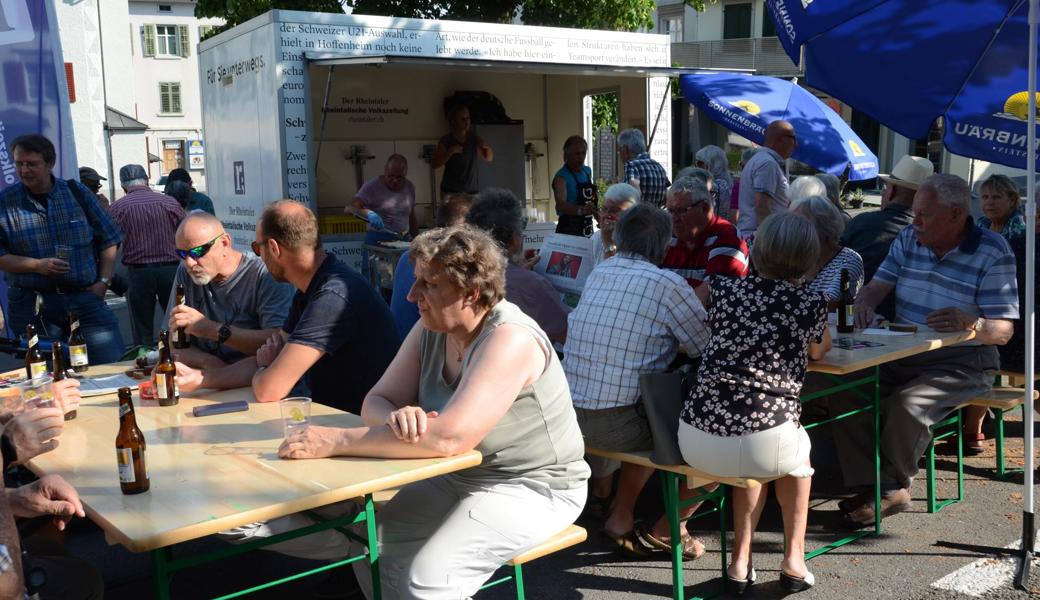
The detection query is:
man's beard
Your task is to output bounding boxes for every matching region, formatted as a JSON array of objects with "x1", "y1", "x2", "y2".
[{"x1": 187, "y1": 269, "x2": 213, "y2": 285}]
